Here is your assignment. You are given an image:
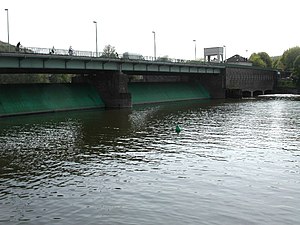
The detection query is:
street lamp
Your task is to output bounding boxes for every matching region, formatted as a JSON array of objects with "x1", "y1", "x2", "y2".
[
  {"x1": 5, "y1": 9, "x2": 10, "y2": 51},
  {"x1": 93, "y1": 21, "x2": 98, "y2": 57},
  {"x1": 223, "y1": 45, "x2": 226, "y2": 63},
  {"x1": 152, "y1": 31, "x2": 156, "y2": 60},
  {"x1": 193, "y1": 40, "x2": 196, "y2": 60}
]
